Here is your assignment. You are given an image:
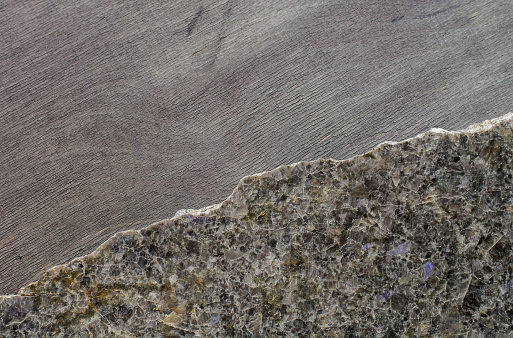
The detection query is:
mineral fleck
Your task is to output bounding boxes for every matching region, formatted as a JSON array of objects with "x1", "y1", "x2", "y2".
[{"x1": 2, "y1": 114, "x2": 513, "y2": 336}]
